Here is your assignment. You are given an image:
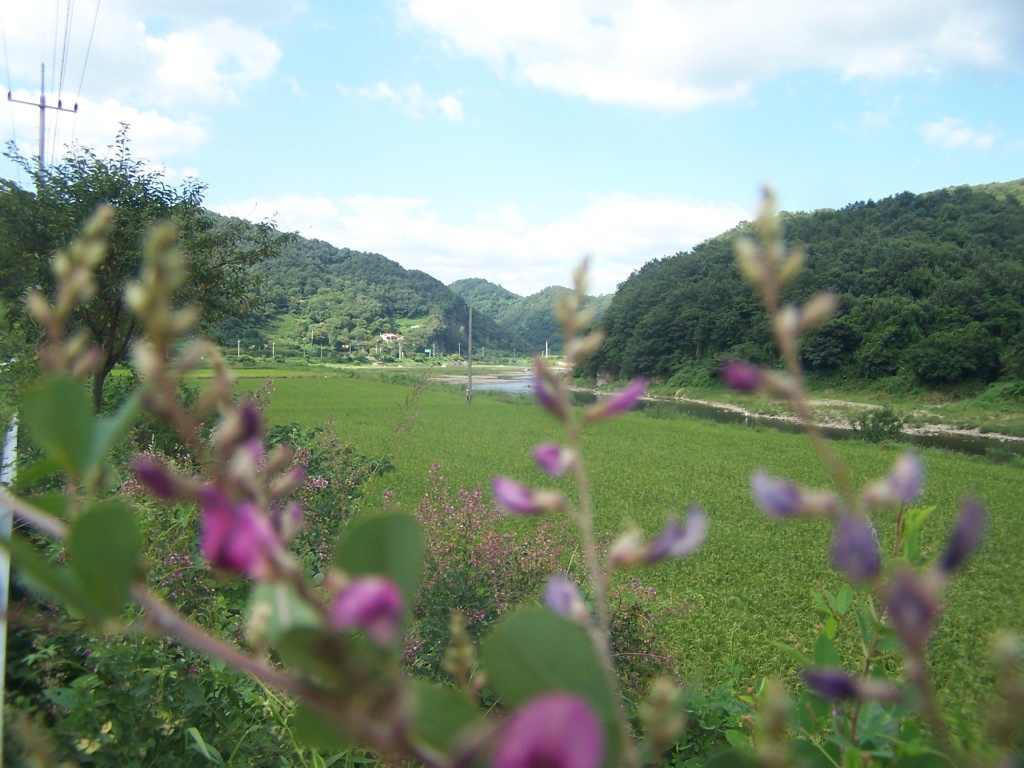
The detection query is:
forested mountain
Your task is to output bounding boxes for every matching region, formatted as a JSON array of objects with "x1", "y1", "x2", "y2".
[
  {"x1": 449, "y1": 279, "x2": 612, "y2": 354},
  {"x1": 215, "y1": 234, "x2": 522, "y2": 359},
  {"x1": 584, "y1": 183, "x2": 1024, "y2": 388}
]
